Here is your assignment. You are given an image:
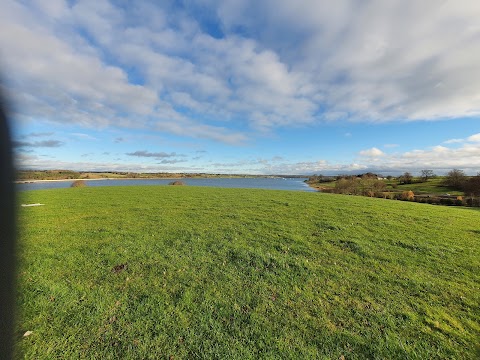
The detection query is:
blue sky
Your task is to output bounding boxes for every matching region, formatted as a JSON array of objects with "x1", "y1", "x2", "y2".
[{"x1": 1, "y1": 0, "x2": 480, "y2": 175}]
